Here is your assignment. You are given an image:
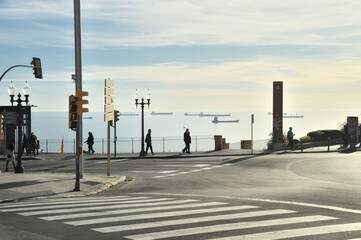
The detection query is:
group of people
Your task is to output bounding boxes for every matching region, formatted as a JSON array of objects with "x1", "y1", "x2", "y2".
[
  {"x1": 4, "y1": 132, "x2": 39, "y2": 172},
  {"x1": 22, "y1": 132, "x2": 40, "y2": 156},
  {"x1": 144, "y1": 128, "x2": 192, "y2": 155}
]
